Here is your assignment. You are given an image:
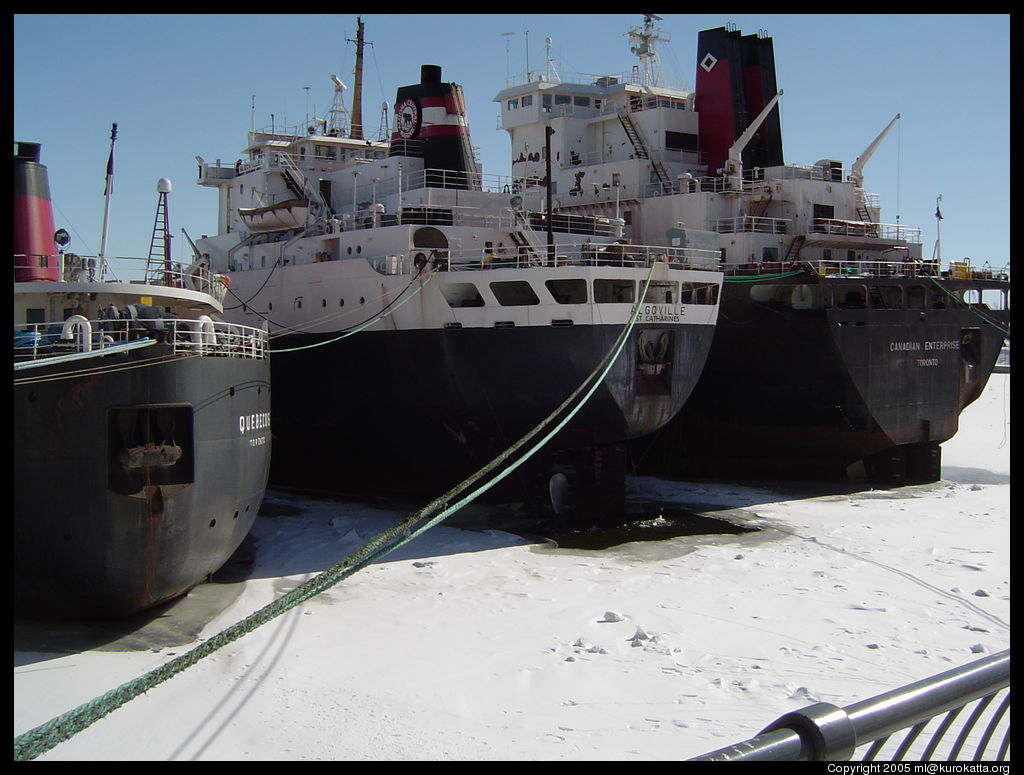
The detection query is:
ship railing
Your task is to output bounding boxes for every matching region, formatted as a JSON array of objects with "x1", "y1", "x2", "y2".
[
  {"x1": 437, "y1": 241, "x2": 722, "y2": 272},
  {"x1": 343, "y1": 204, "x2": 523, "y2": 233},
  {"x1": 715, "y1": 216, "x2": 791, "y2": 235},
  {"x1": 14, "y1": 253, "x2": 231, "y2": 302},
  {"x1": 397, "y1": 167, "x2": 515, "y2": 195},
  {"x1": 812, "y1": 218, "x2": 922, "y2": 244},
  {"x1": 342, "y1": 203, "x2": 626, "y2": 241},
  {"x1": 761, "y1": 162, "x2": 847, "y2": 182},
  {"x1": 691, "y1": 649, "x2": 1010, "y2": 762},
  {"x1": 13, "y1": 316, "x2": 268, "y2": 362},
  {"x1": 807, "y1": 257, "x2": 1010, "y2": 281}
]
